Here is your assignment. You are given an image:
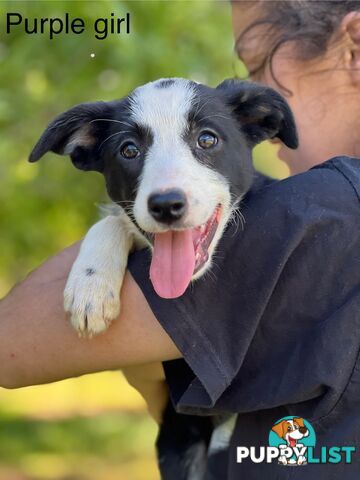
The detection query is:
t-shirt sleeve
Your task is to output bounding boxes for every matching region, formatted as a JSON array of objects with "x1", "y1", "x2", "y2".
[{"x1": 127, "y1": 158, "x2": 360, "y2": 417}]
